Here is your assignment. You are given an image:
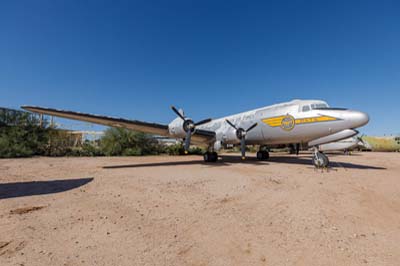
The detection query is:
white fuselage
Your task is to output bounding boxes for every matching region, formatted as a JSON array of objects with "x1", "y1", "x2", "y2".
[{"x1": 193, "y1": 99, "x2": 369, "y2": 150}]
